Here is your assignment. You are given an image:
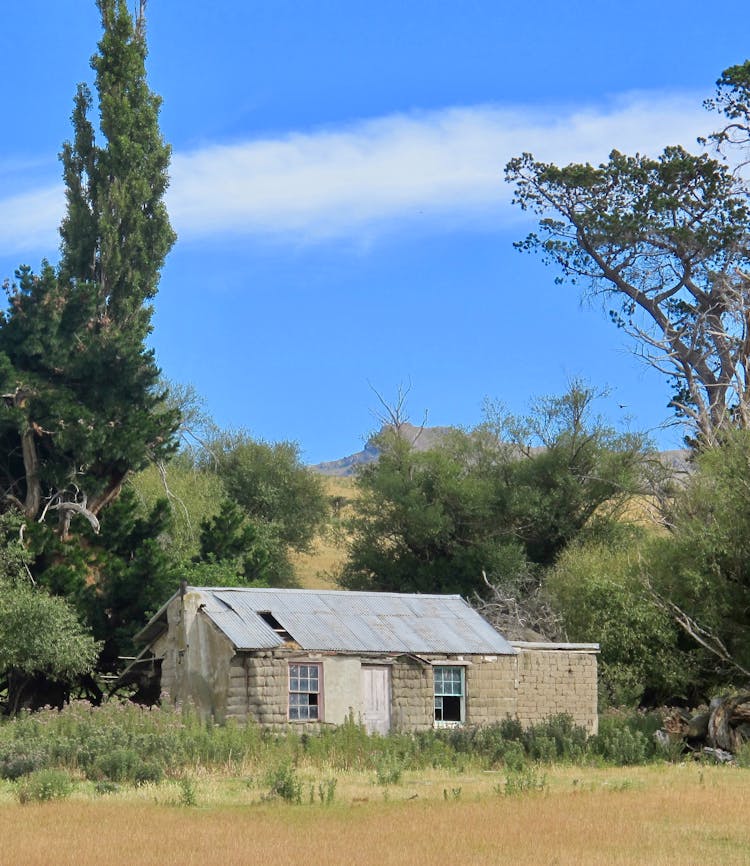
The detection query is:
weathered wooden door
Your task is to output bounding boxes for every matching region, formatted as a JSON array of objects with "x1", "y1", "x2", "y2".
[{"x1": 361, "y1": 666, "x2": 391, "y2": 735}]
